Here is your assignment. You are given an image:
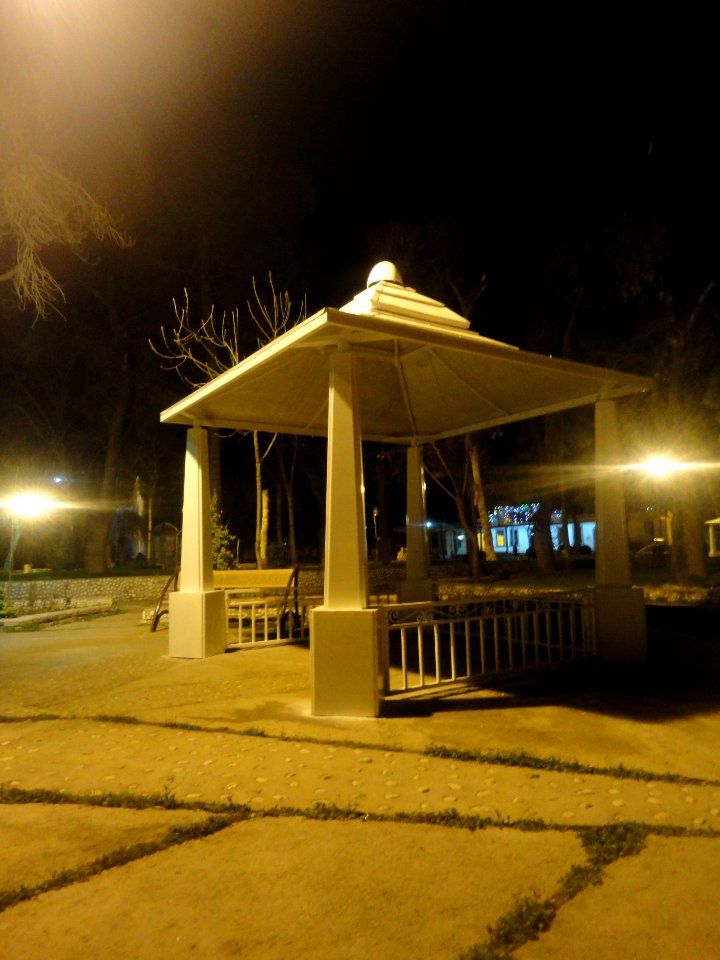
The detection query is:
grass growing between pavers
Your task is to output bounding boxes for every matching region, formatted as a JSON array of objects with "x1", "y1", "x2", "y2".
[
  {"x1": 457, "y1": 823, "x2": 651, "y2": 960},
  {"x1": 0, "y1": 810, "x2": 239, "y2": 913},
  {"x1": 2, "y1": 714, "x2": 720, "y2": 957},
  {"x1": 424, "y1": 743, "x2": 720, "y2": 787},
  {"x1": 1, "y1": 781, "x2": 719, "y2": 960},
  {"x1": 2, "y1": 712, "x2": 718, "y2": 788},
  {"x1": 460, "y1": 896, "x2": 558, "y2": 960}
]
